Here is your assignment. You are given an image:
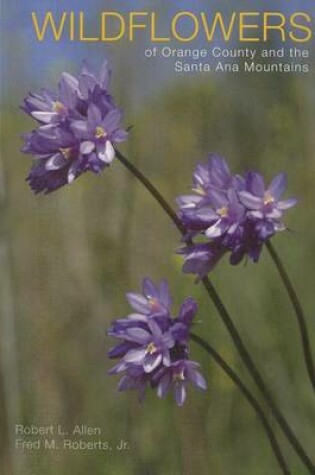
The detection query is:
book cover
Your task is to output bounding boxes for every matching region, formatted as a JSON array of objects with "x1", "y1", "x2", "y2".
[{"x1": 1, "y1": 1, "x2": 314, "y2": 474}]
